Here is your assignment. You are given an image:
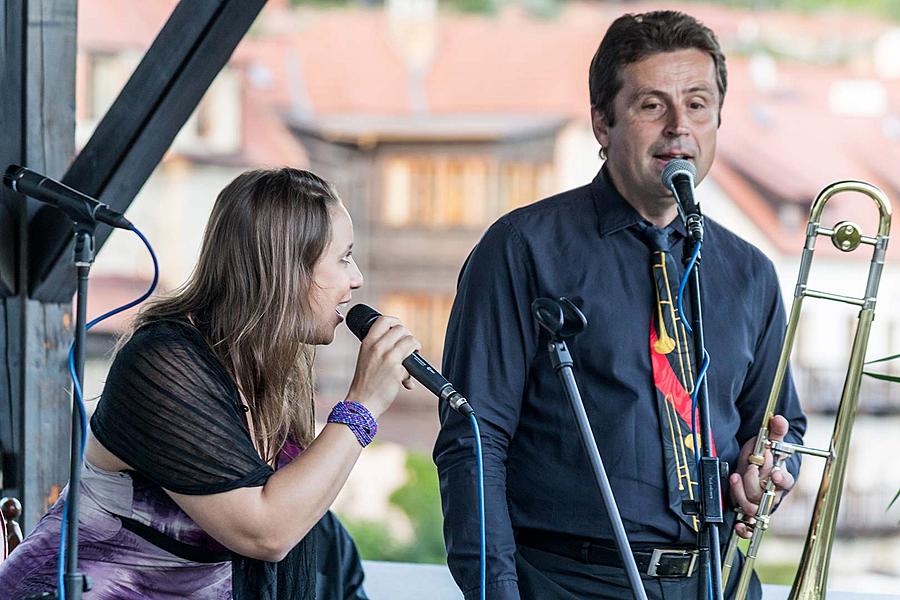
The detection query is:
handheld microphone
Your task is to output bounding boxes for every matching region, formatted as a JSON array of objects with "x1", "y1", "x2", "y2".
[
  {"x1": 3, "y1": 164, "x2": 132, "y2": 230},
  {"x1": 661, "y1": 159, "x2": 702, "y2": 242},
  {"x1": 346, "y1": 304, "x2": 475, "y2": 417}
]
